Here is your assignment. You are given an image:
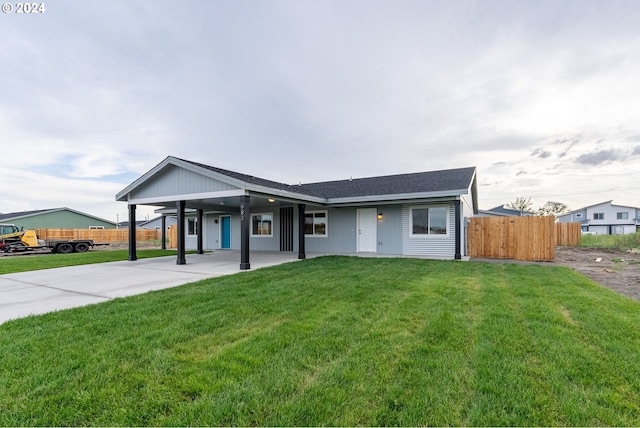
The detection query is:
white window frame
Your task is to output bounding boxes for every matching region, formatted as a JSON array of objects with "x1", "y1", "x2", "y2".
[
  {"x1": 251, "y1": 213, "x2": 273, "y2": 237},
  {"x1": 409, "y1": 205, "x2": 450, "y2": 238},
  {"x1": 304, "y1": 210, "x2": 328, "y2": 238},
  {"x1": 187, "y1": 218, "x2": 198, "y2": 236},
  {"x1": 593, "y1": 212, "x2": 604, "y2": 220},
  {"x1": 617, "y1": 212, "x2": 629, "y2": 220}
]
